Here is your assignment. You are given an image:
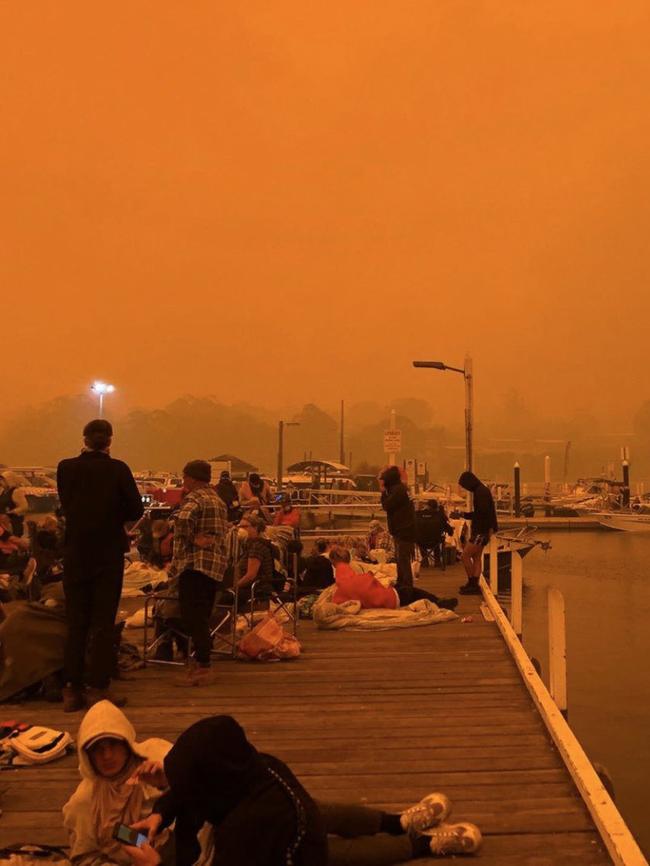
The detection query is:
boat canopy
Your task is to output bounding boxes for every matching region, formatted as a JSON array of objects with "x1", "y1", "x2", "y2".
[{"x1": 286, "y1": 459, "x2": 351, "y2": 476}]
